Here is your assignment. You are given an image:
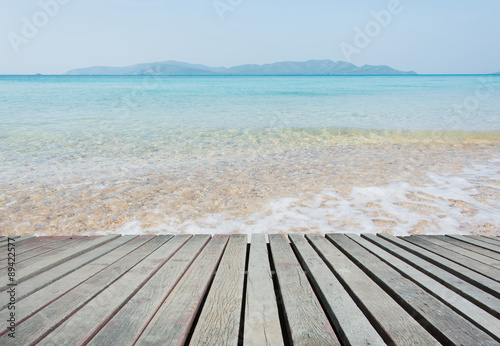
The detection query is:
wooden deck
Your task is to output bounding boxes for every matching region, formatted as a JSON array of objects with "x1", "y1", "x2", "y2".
[{"x1": 1, "y1": 233, "x2": 500, "y2": 345}]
